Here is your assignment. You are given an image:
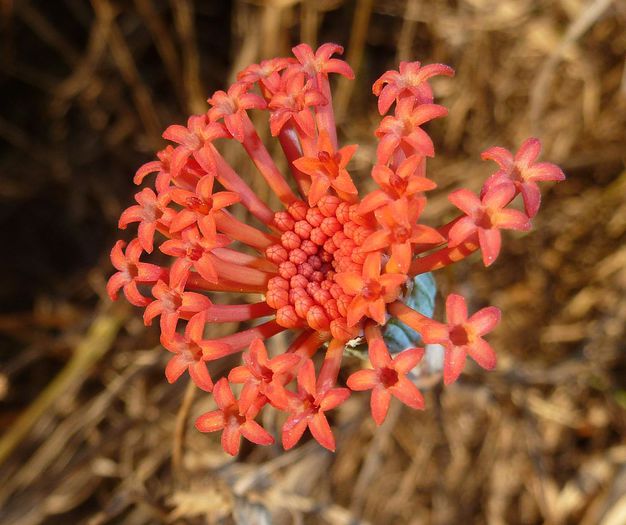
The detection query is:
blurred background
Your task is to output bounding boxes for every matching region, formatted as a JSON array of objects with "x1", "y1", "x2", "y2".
[{"x1": 1, "y1": 0, "x2": 625, "y2": 523}]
